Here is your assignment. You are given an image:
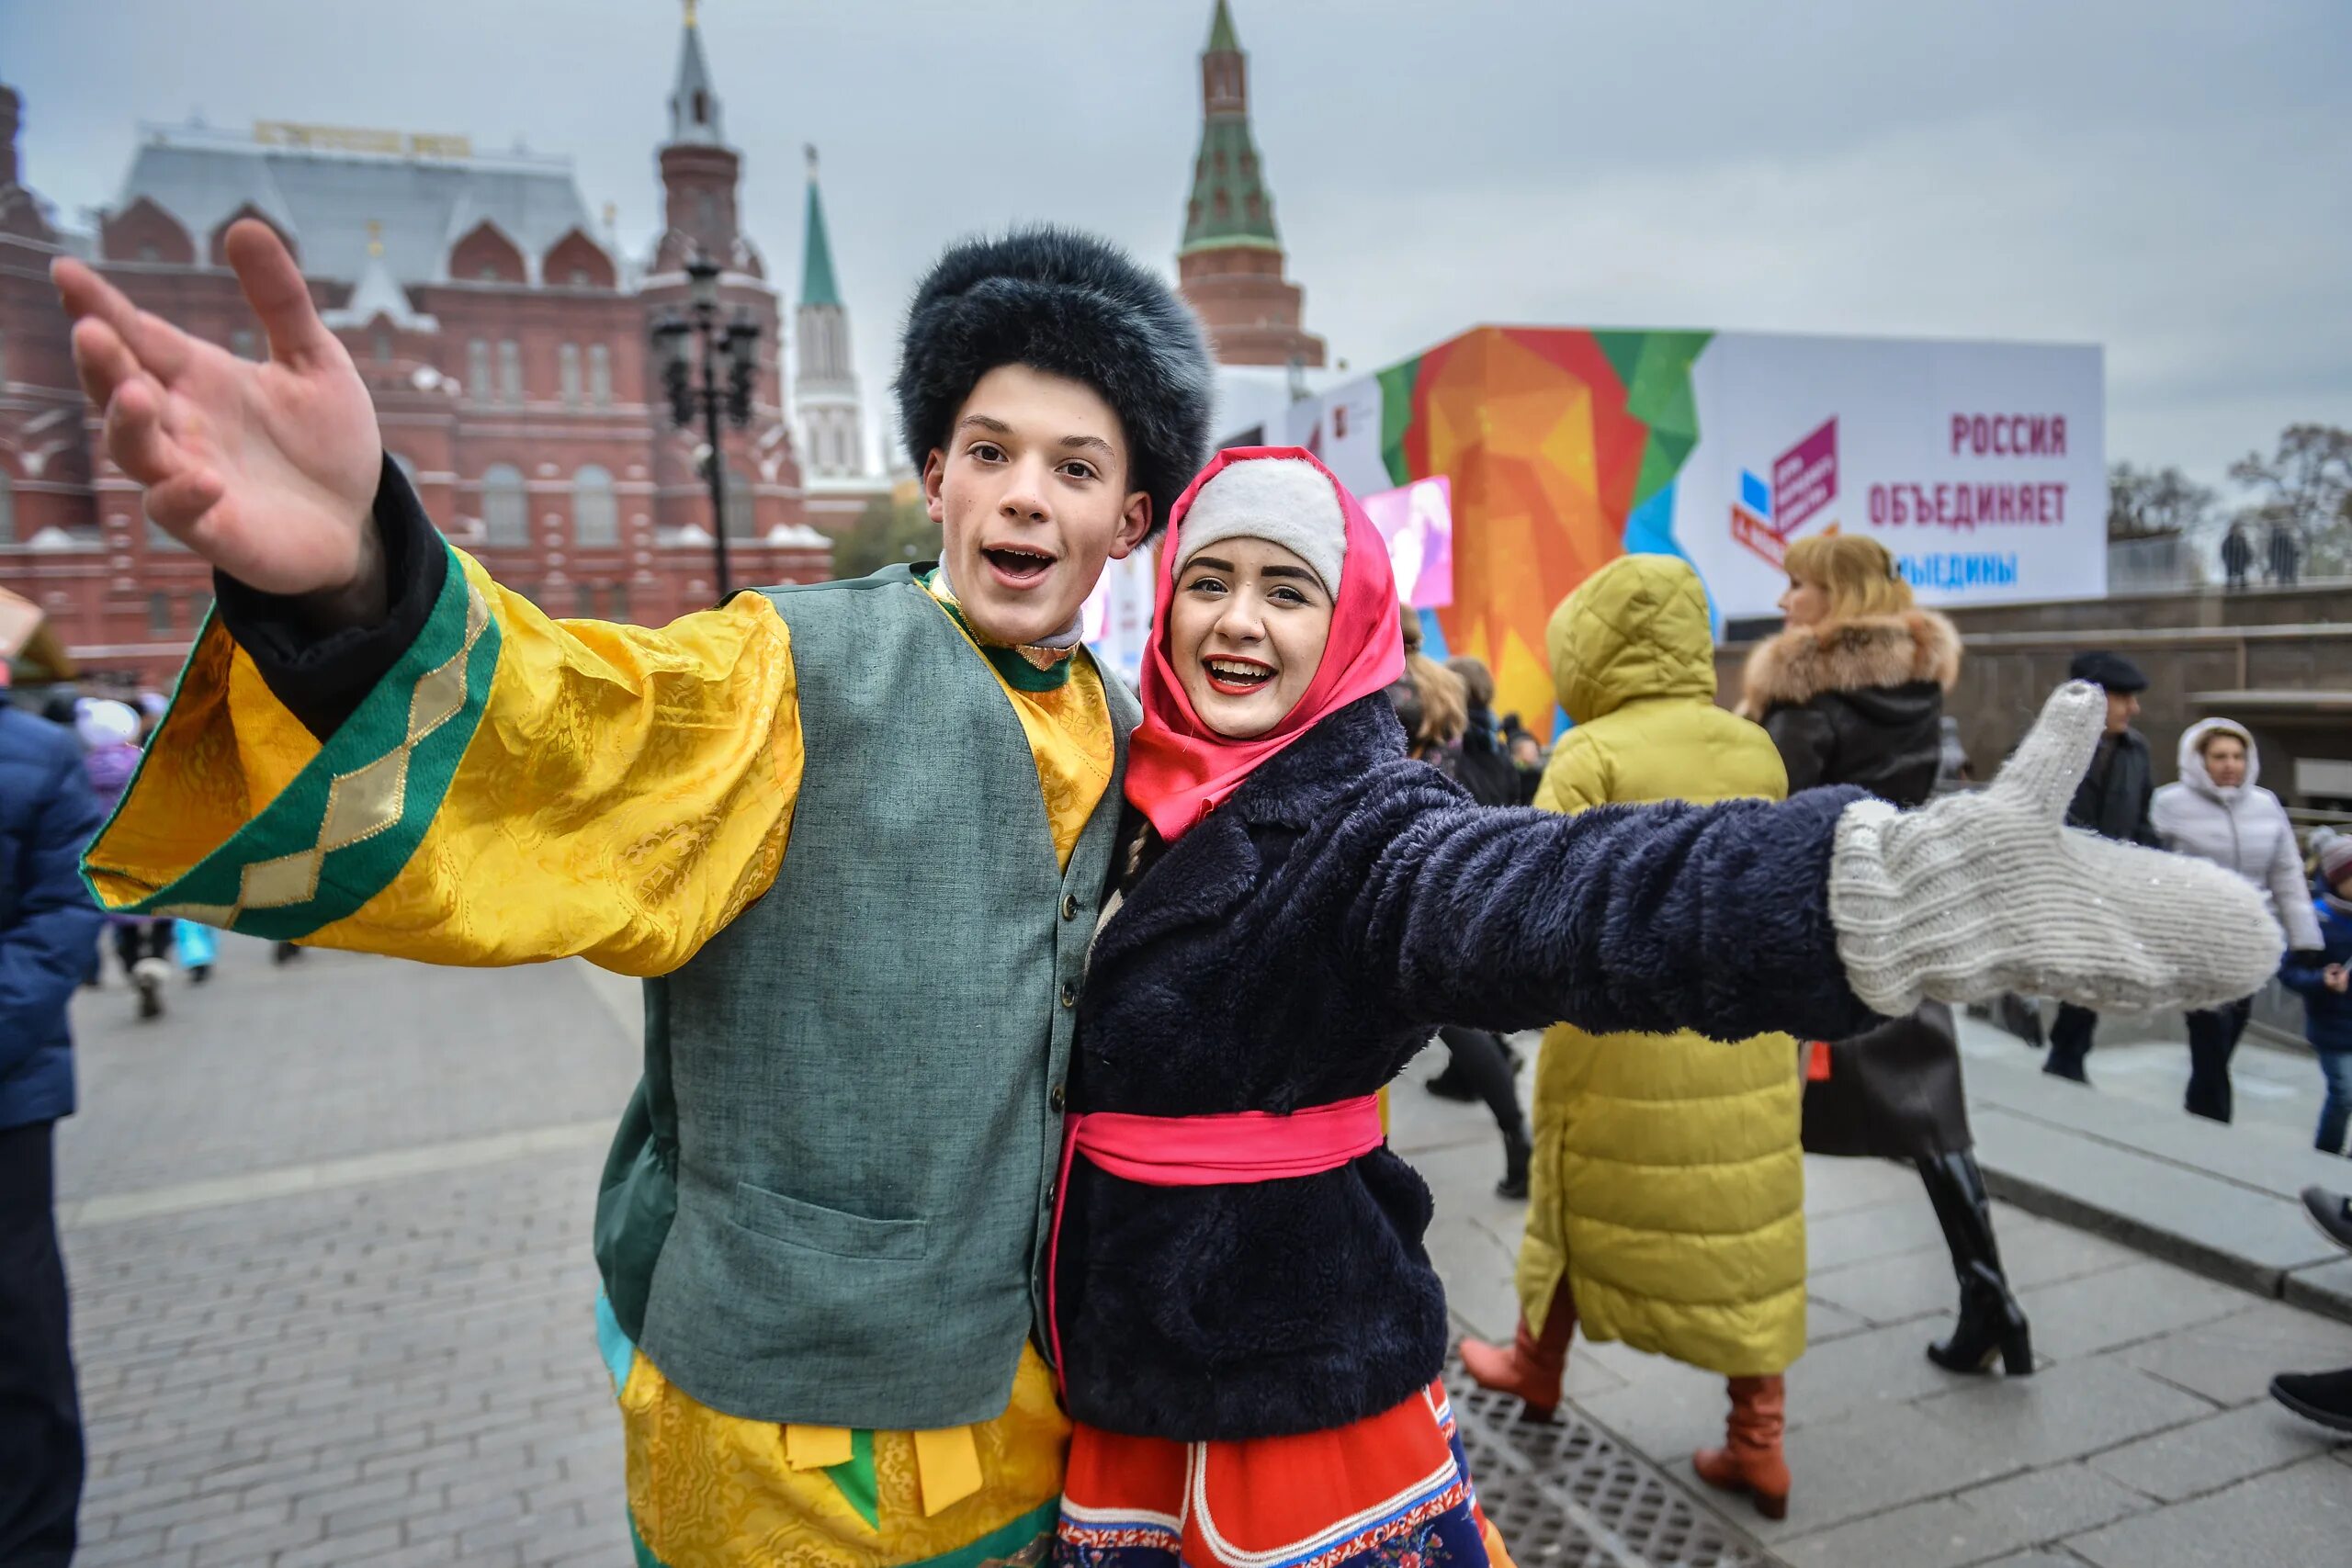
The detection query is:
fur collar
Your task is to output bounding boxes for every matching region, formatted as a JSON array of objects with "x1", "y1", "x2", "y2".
[{"x1": 1737, "y1": 609, "x2": 1962, "y2": 718}]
